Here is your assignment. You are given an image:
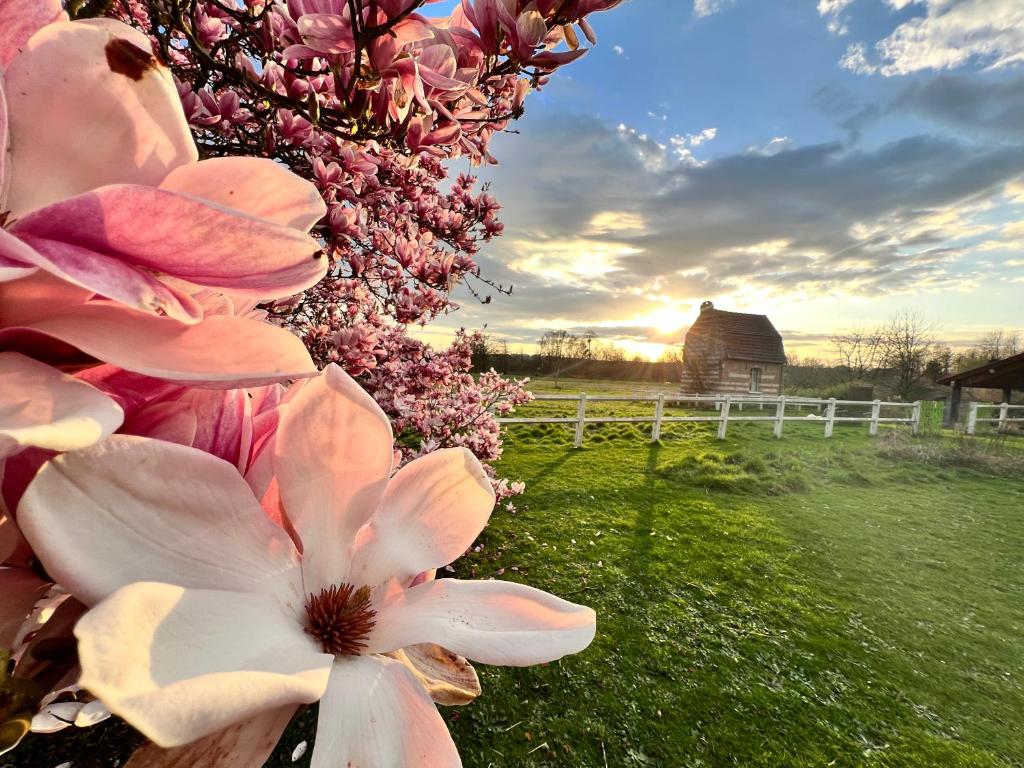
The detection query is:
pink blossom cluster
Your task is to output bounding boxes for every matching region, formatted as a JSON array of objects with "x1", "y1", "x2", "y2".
[
  {"x1": 0, "y1": 4, "x2": 598, "y2": 765},
  {"x1": 106, "y1": 0, "x2": 621, "y2": 495},
  {"x1": 363, "y1": 329, "x2": 533, "y2": 497}
]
